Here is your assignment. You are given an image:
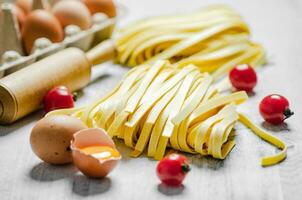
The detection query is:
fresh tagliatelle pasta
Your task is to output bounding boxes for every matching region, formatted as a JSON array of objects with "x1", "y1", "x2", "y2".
[
  {"x1": 115, "y1": 5, "x2": 266, "y2": 80},
  {"x1": 48, "y1": 60, "x2": 287, "y2": 166}
]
